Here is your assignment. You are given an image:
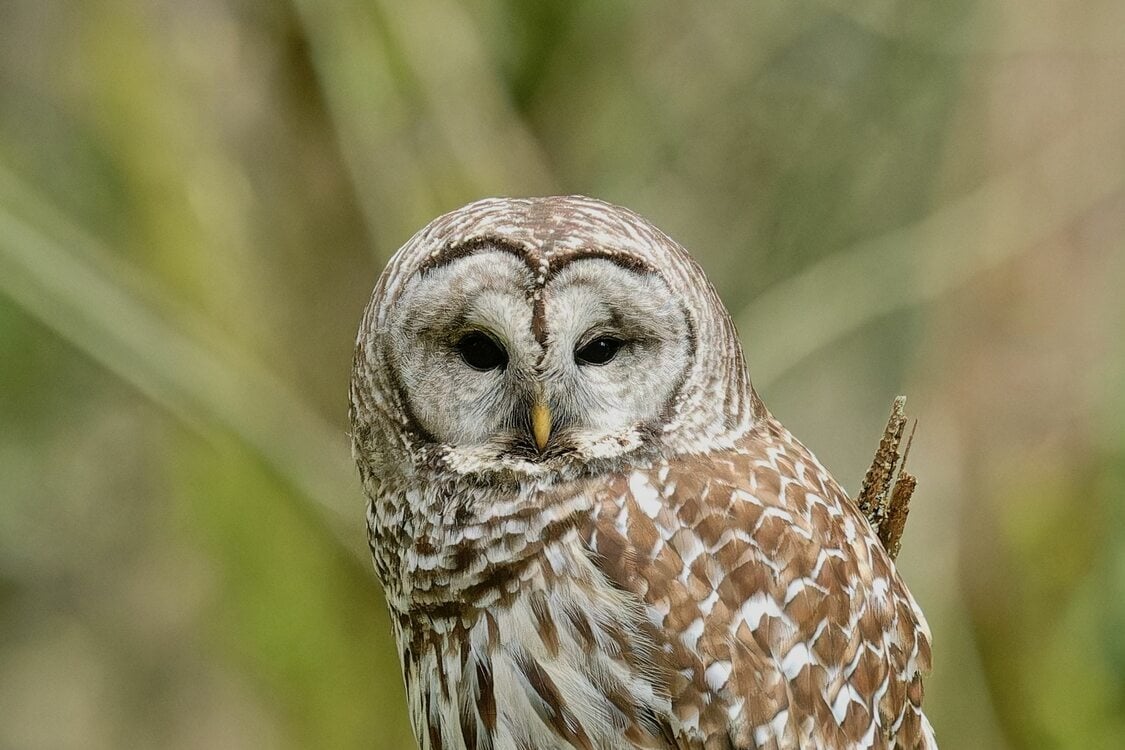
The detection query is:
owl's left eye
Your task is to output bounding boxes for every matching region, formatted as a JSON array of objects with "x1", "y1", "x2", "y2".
[
  {"x1": 575, "y1": 336, "x2": 624, "y2": 366},
  {"x1": 455, "y1": 332, "x2": 508, "y2": 371}
]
